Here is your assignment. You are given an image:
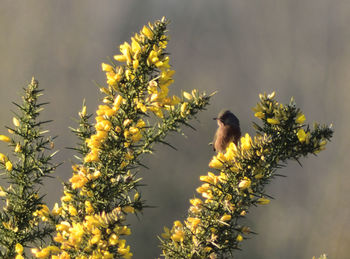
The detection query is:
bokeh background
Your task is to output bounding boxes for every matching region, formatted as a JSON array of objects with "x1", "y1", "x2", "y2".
[{"x1": 0, "y1": 1, "x2": 348, "y2": 258}]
